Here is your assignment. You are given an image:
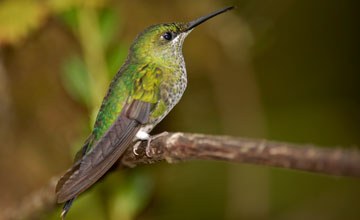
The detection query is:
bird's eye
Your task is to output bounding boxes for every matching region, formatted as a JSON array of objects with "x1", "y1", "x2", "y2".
[{"x1": 162, "y1": 32, "x2": 172, "y2": 41}]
